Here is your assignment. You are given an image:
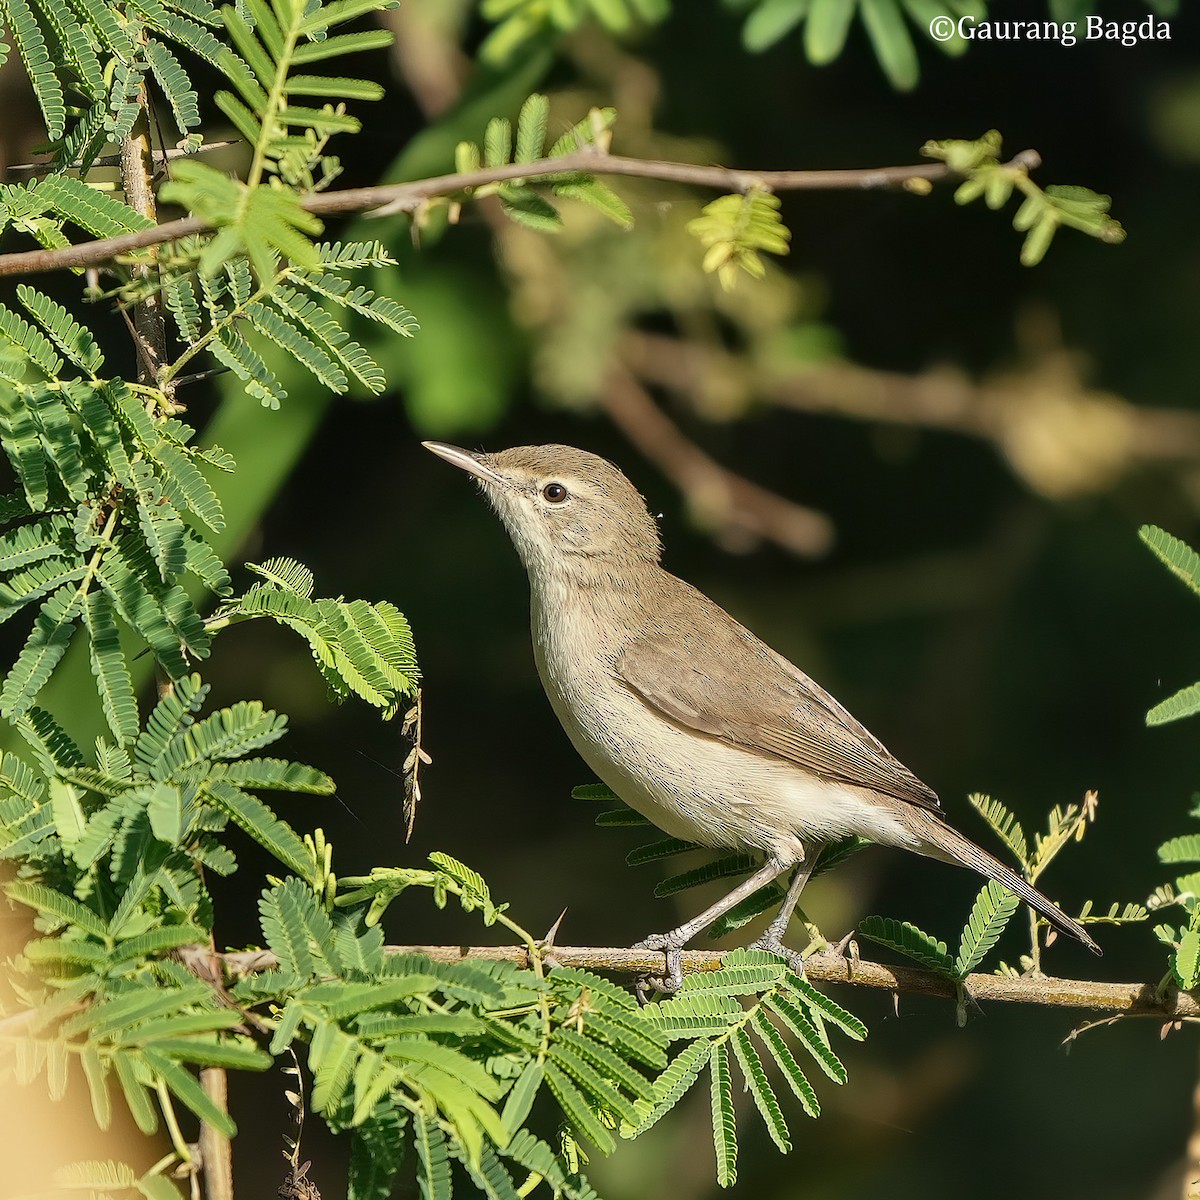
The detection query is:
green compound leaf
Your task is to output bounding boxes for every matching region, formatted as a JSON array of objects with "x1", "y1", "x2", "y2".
[
  {"x1": 0, "y1": 583, "x2": 82, "y2": 719},
  {"x1": 687, "y1": 189, "x2": 791, "y2": 290},
  {"x1": 762, "y1": 992, "x2": 846, "y2": 1084},
  {"x1": 1141, "y1": 525, "x2": 1200, "y2": 597},
  {"x1": 731, "y1": 1027, "x2": 790, "y2": 1152},
  {"x1": 954, "y1": 880, "x2": 1020, "y2": 977},
  {"x1": 969, "y1": 793, "x2": 1029, "y2": 870},
  {"x1": 0, "y1": 0, "x2": 65, "y2": 138},
  {"x1": 6, "y1": 879, "x2": 107, "y2": 936},
  {"x1": 414, "y1": 1111, "x2": 452, "y2": 1200},
  {"x1": 749, "y1": 1009, "x2": 818, "y2": 1117},
  {"x1": 547, "y1": 1038, "x2": 641, "y2": 1126},
  {"x1": 654, "y1": 853, "x2": 760, "y2": 897},
  {"x1": 83, "y1": 592, "x2": 139, "y2": 744},
  {"x1": 623, "y1": 1039, "x2": 713, "y2": 1138},
  {"x1": 782, "y1": 971, "x2": 867, "y2": 1040},
  {"x1": 204, "y1": 778, "x2": 311, "y2": 878},
  {"x1": 544, "y1": 1059, "x2": 614, "y2": 1155},
  {"x1": 859, "y1": 915, "x2": 955, "y2": 976},
  {"x1": 34, "y1": 174, "x2": 154, "y2": 237},
  {"x1": 17, "y1": 284, "x2": 103, "y2": 374},
  {"x1": 1175, "y1": 927, "x2": 1200, "y2": 990},
  {"x1": 1147, "y1": 682, "x2": 1200, "y2": 728},
  {"x1": 500, "y1": 1059, "x2": 544, "y2": 1132},
  {"x1": 708, "y1": 1040, "x2": 737, "y2": 1187},
  {"x1": 860, "y1": 0, "x2": 919, "y2": 90},
  {"x1": 1160, "y1": 834, "x2": 1200, "y2": 865},
  {"x1": 804, "y1": 0, "x2": 856, "y2": 63}
]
